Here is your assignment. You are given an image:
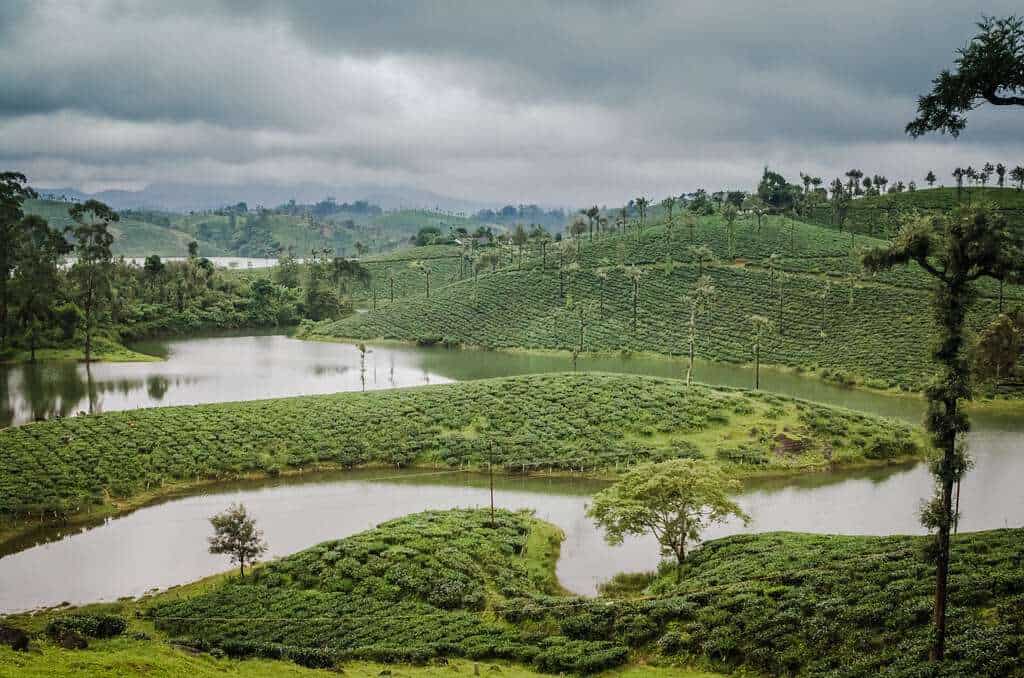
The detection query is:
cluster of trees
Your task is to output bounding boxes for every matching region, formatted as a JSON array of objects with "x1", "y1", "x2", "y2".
[
  {"x1": 0, "y1": 173, "x2": 374, "y2": 362},
  {"x1": 950, "y1": 163, "x2": 1024, "y2": 194},
  {"x1": 475, "y1": 204, "x2": 566, "y2": 228}
]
